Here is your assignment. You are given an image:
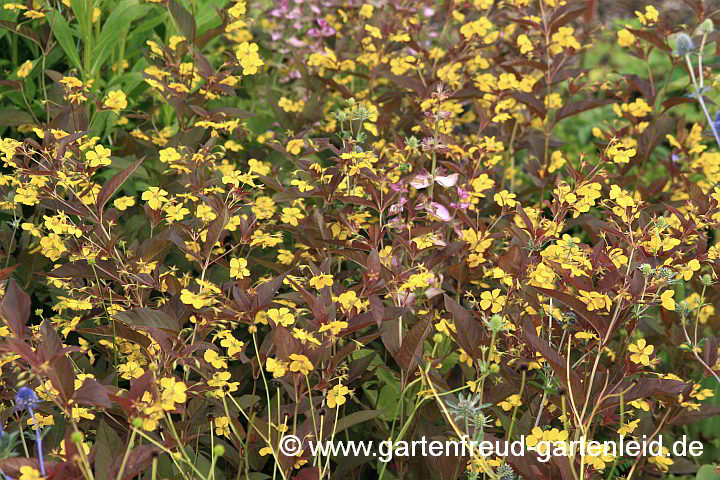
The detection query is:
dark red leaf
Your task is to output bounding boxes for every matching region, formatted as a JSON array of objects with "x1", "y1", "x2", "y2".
[
  {"x1": 1, "y1": 278, "x2": 30, "y2": 339},
  {"x1": 96, "y1": 156, "x2": 145, "y2": 215}
]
